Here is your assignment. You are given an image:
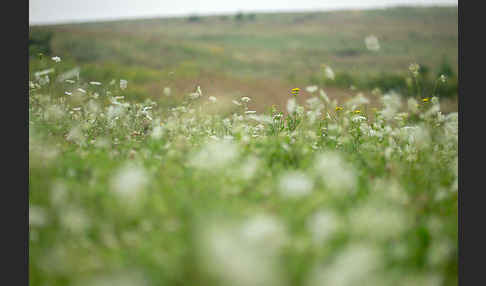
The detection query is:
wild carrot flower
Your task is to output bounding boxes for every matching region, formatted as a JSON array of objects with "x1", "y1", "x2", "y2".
[
  {"x1": 51, "y1": 56, "x2": 61, "y2": 63},
  {"x1": 120, "y1": 79, "x2": 128, "y2": 90},
  {"x1": 409, "y1": 63, "x2": 420, "y2": 77},
  {"x1": 306, "y1": 85, "x2": 318, "y2": 93},
  {"x1": 365, "y1": 35, "x2": 380, "y2": 52},
  {"x1": 241, "y1": 96, "x2": 251, "y2": 103},
  {"x1": 163, "y1": 87, "x2": 171, "y2": 96}
]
